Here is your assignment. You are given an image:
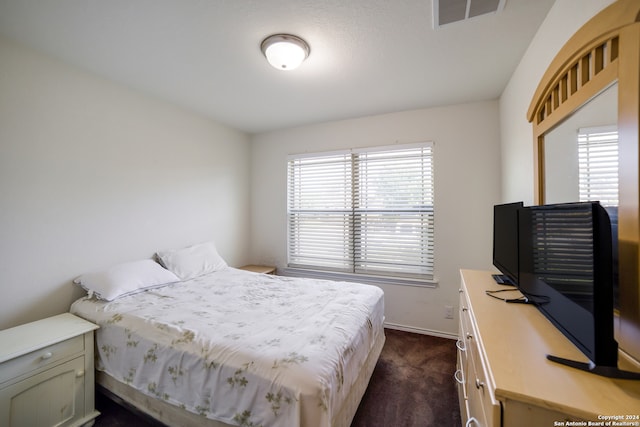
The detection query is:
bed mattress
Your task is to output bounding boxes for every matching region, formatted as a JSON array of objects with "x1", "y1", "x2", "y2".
[{"x1": 70, "y1": 267, "x2": 384, "y2": 427}]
